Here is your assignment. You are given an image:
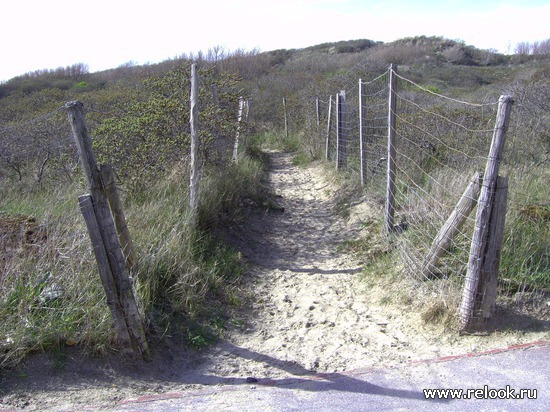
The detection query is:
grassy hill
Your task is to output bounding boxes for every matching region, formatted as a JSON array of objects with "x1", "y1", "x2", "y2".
[{"x1": 1, "y1": 36, "x2": 548, "y2": 367}]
